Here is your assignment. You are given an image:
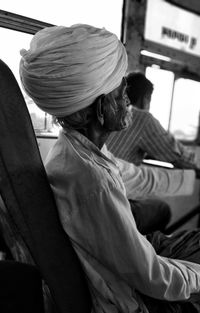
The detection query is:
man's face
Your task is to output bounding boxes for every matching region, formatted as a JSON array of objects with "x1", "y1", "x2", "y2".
[{"x1": 103, "y1": 78, "x2": 133, "y2": 131}]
